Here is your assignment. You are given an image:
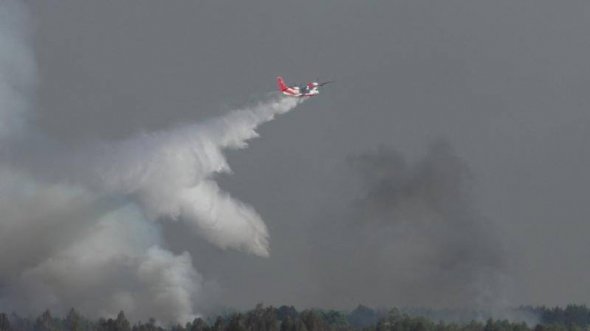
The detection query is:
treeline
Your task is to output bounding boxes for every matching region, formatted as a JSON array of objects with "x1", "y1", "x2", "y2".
[
  {"x1": 1, "y1": 304, "x2": 589, "y2": 331},
  {"x1": 524, "y1": 305, "x2": 590, "y2": 329}
]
